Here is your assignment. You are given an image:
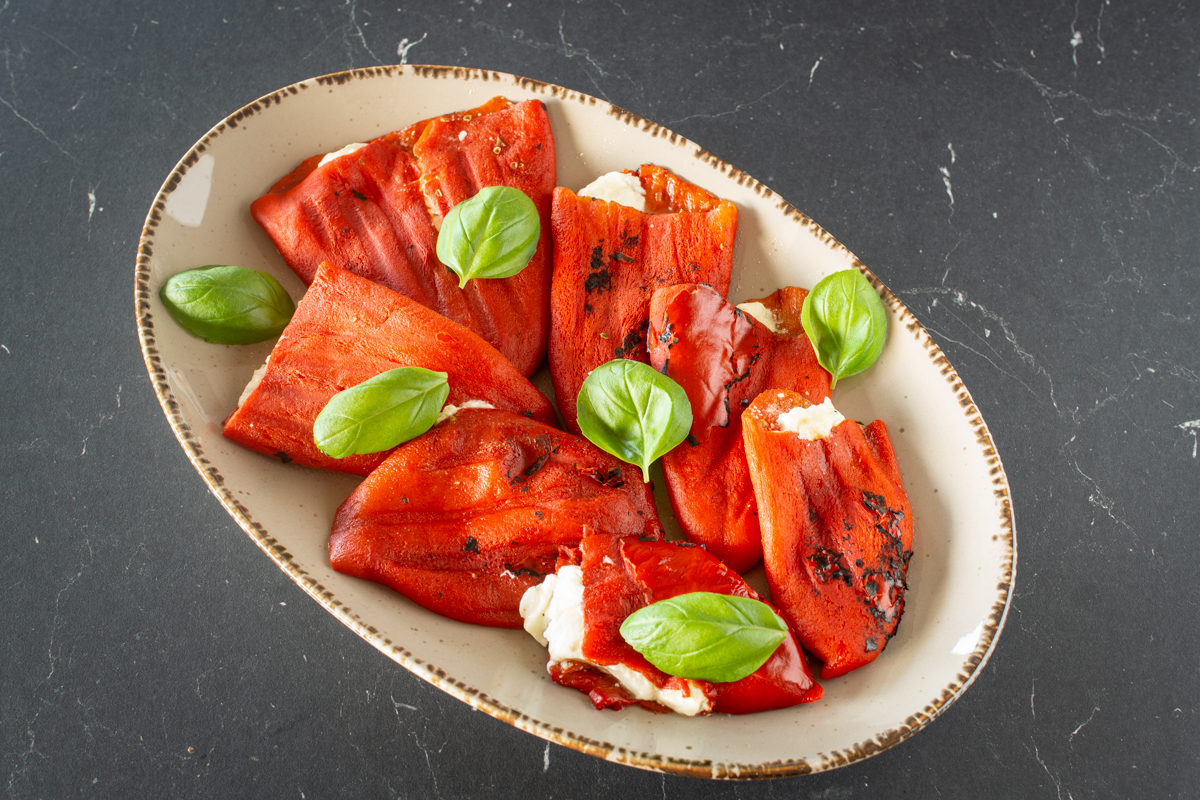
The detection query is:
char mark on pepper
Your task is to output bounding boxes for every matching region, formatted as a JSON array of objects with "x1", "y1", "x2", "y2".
[
  {"x1": 585, "y1": 466, "x2": 626, "y2": 489},
  {"x1": 862, "y1": 490, "x2": 904, "y2": 520},
  {"x1": 656, "y1": 314, "x2": 677, "y2": 347},
  {"x1": 532, "y1": 434, "x2": 560, "y2": 454},
  {"x1": 808, "y1": 546, "x2": 854, "y2": 587},
  {"x1": 613, "y1": 323, "x2": 647, "y2": 359},
  {"x1": 523, "y1": 454, "x2": 550, "y2": 478},
  {"x1": 621, "y1": 221, "x2": 638, "y2": 249},
  {"x1": 584, "y1": 269, "x2": 612, "y2": 295},
  {"x1": 859, "y1": 568, "x2": 904, "y2": 626}
]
